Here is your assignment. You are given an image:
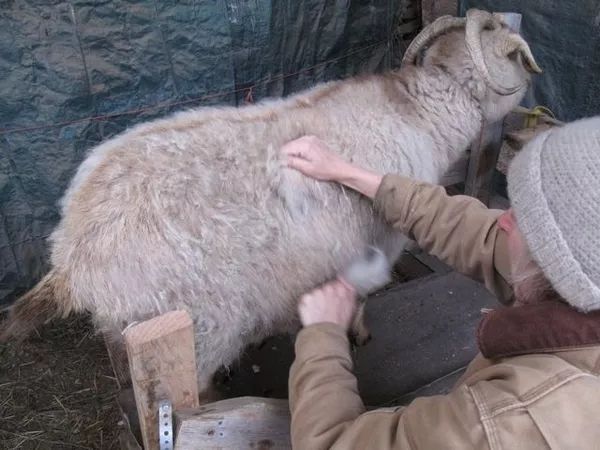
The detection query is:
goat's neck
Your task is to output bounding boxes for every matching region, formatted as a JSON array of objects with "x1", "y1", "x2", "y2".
[{"x1": 389, "y1": 66, "x2": 484, "y2": 160}]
